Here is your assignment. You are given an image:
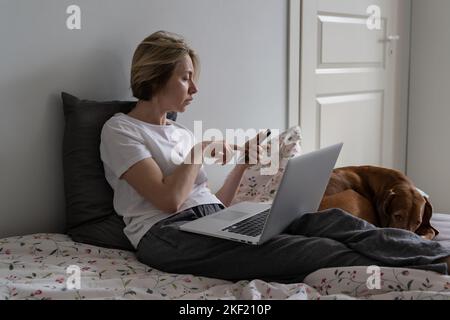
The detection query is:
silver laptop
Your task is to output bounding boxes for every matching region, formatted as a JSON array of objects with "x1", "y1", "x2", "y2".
[{"x1": 180, "y1": 143, "x2": 343, "y2": 245}]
